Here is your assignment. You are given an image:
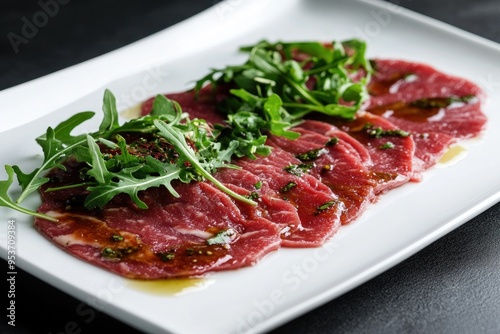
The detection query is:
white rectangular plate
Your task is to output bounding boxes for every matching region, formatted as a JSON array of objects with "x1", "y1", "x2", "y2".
[{"x1": 1, "y1": 0, "x2": 499, "y2": 333}]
